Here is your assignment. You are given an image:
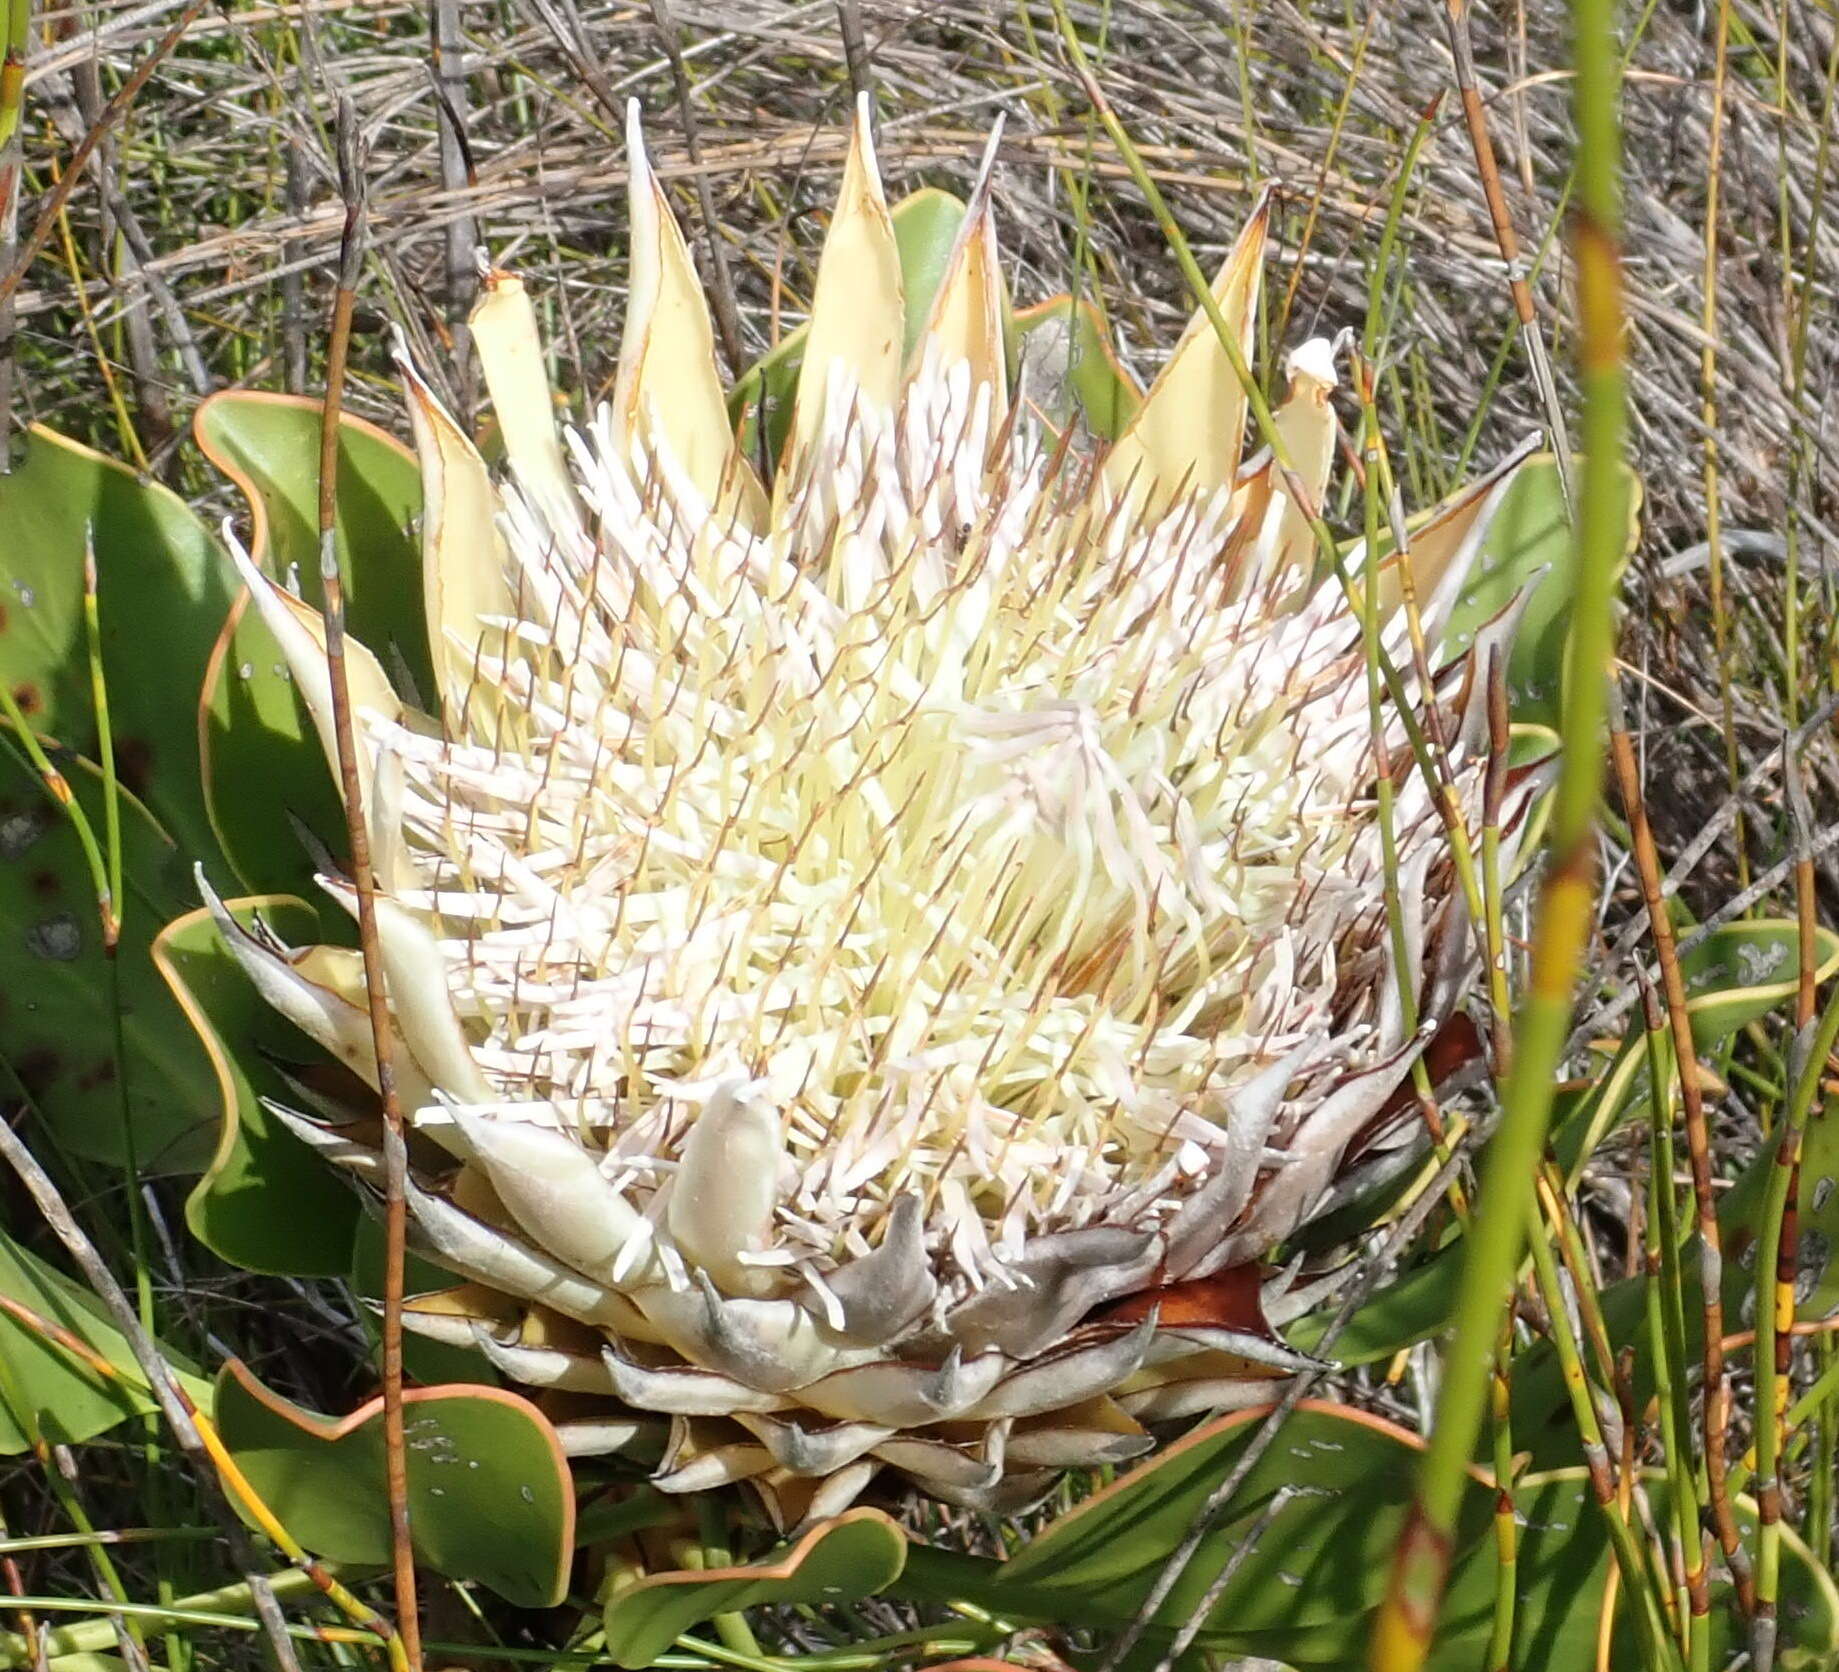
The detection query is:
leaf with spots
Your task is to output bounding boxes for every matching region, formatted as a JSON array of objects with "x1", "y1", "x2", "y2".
[
  {"x1": 894, "y1": 1409, "x2": 1837, "y2": 1668},
  {"x1": 1430, "y1": 1473, "x2": 1836, "y2": 1669},
  {"x1": 0, "y1": 427, "x2": 236, "y2": 861},
  {"x1": 993, "y1": 1402, "x2": 1489, "y2": 1630},
  {"x1": 1792, "y1": 1100, "x2": 1839, "y2": 1323},
  {"x1": 213, "y1": 1359, "x2": 575, "y2": 1609},
  {"x1": 0, "y1": 751, "x2": 215, "y2": 1168}
]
